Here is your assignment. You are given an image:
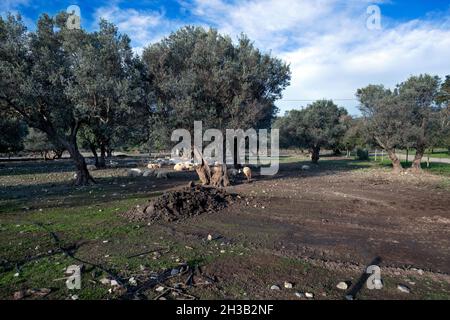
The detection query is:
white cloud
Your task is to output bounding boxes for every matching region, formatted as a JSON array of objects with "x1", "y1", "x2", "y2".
[
  {"x1": 93, "y1": 5, "x2": 183, "y2": 54},
  {"x1": 93, "y1": 0, "x2": 450, "y2": 115},
  {"x1": 184, "y1": 0, "x2": 450, "y2": 115}
]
